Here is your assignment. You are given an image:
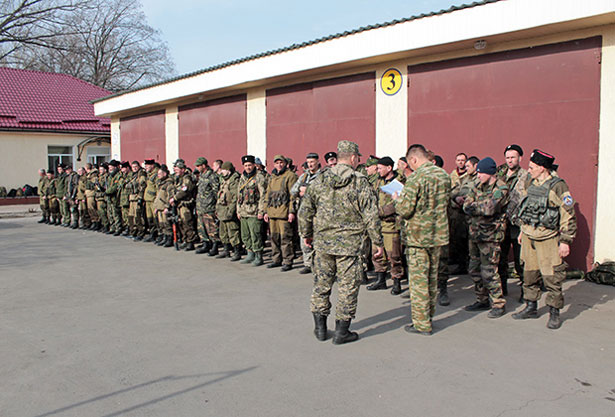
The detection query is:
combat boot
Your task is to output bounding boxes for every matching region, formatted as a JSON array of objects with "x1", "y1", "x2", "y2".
[
  {"x1": 216, "y1": 244, "x2": 232, "y2": 259},
  {"x1": 367, "y1": 272, "x2": 387, "y2": 291},
  {"x1": 121, "y1": 229, "x2": 129, "y2": 236},
  {"x1": 38, "y1": 216, "x2": 46, "y2": 223},
  {"x1": 240, "y1": 251, "x2": 255, "y2": 264},
  {"x1": 332, "y1": 320, "x2": 359, "y2": 345},
  {"x1": 547, "y1": 307, "x2": 561, "y2": 329},
  {"x1": 299, "y1": 266, "x2": 312, "y2": 274},
  {"x1": 488, "y1": 306, "x2": 506, "y2": 319},
  {"x1": 183, "y1": 242, "x2": 195, "y2": 251},
  {"x1": 512, "y1": 301, "x2": 538, "y2": 319},
  {"x1": 163, "y1": 235, "x2": 174, "y2": 248},
  {"x1": 143, "y1": 233, "x2": 155, "y2": 243},
  {"x1": 252, "y1": 251, "x2": 263, "y2": 267},
  {"x1": 464, "y1": 300, "x2": 490, "y2": 311},
  {"x1": 155, "y1": 235, "x2": 165, "y2": 246},
  {"x1": 313, "y1": 313, "x2": 327, "y2": 341},
  {"x1": 437, "y1": 283, "x2": 450, "y2": 306},
  {"x1": 208, "y1": 241, "x2": 219, "y2": 257},
  {"x1": 70, "y1": 221, "x2": 79, "y2": 229},
  {"x1": 230, "y1": 246, "x2": 242, "y2": 262},
  {"x1": 390, "y1": 278, "x2": 402, "y2": 295},
  {"x1": 113, "y1": 229, "x2": 122, "y2": 236},
  {"x1": 195, "y1": 241, "x2": 211, "y2": 254}
]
